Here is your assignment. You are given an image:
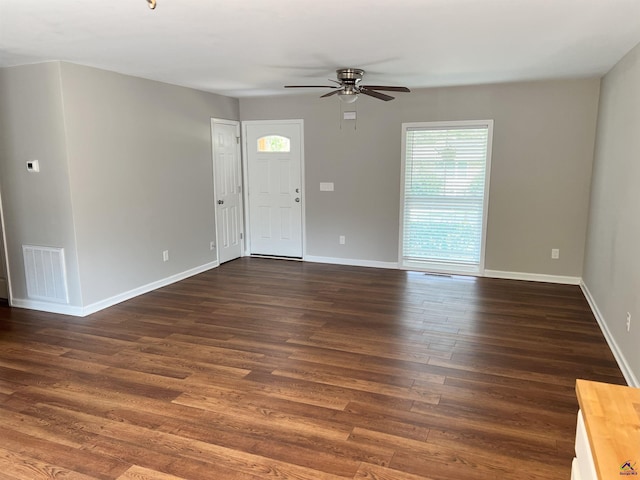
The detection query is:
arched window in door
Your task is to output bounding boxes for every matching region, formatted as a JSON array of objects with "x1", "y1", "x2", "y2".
[{"x1": 257, "y1": 135, "x2": 291, "y2": 153}]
